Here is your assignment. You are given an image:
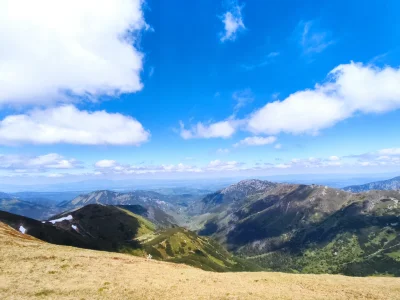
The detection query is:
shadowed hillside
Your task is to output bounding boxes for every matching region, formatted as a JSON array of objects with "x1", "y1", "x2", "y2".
[{"x1": 0, "y1": 204, "x2": 252, "y2": 272}]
